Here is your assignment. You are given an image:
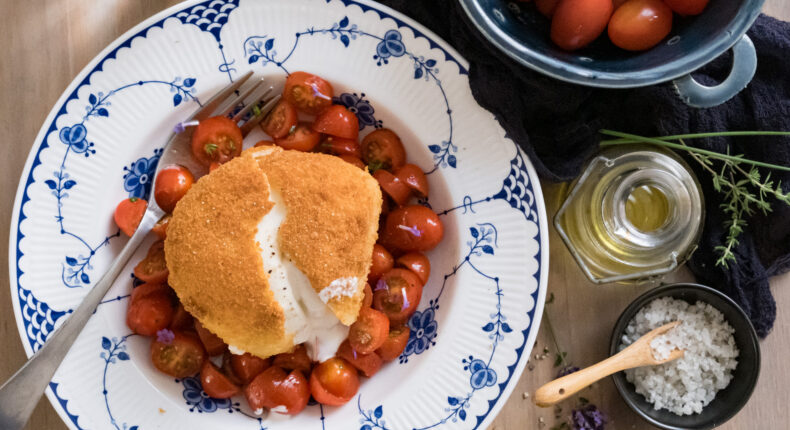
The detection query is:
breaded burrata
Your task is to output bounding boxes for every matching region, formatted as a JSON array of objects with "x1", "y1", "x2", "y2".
[{"x1": 165, "y1": 146, "x2": 382, "y2": 361}]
